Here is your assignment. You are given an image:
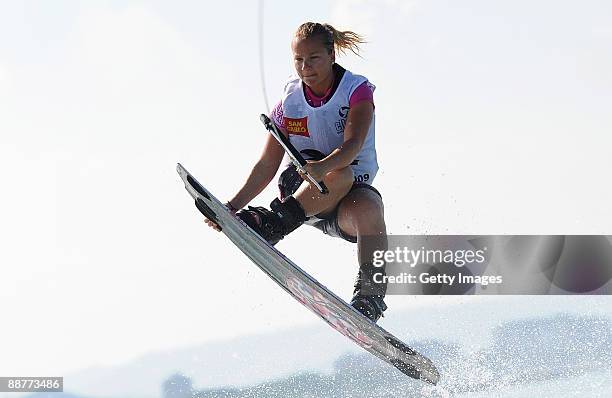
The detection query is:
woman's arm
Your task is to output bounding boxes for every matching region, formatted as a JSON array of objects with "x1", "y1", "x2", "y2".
[
  {"x1": 306, "y1": 101, "x2": 374, "y2": 180},
  {"x1": 228, "y1": 131, "x2": 286, "y2": 209}
]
